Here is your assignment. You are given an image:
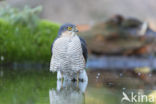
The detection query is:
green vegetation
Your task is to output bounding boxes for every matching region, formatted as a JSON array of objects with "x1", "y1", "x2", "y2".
[
  {"x1": 0, "y1": 6, "x2": 60, "y2": 63},
  {"x1": 0, "y1": 5, "x2": 42, "y2": 29}
]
